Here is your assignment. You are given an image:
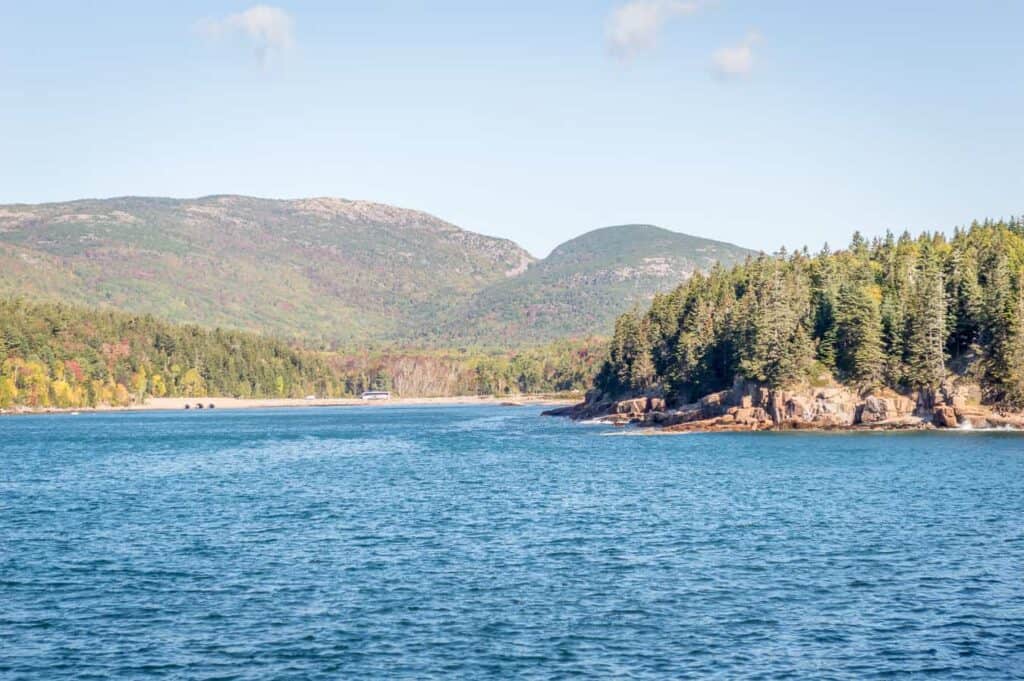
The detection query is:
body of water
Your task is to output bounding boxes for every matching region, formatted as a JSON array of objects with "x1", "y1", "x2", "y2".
[{"x1": 2, "y1": 406, "x2": 1023, "y2": 678}]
